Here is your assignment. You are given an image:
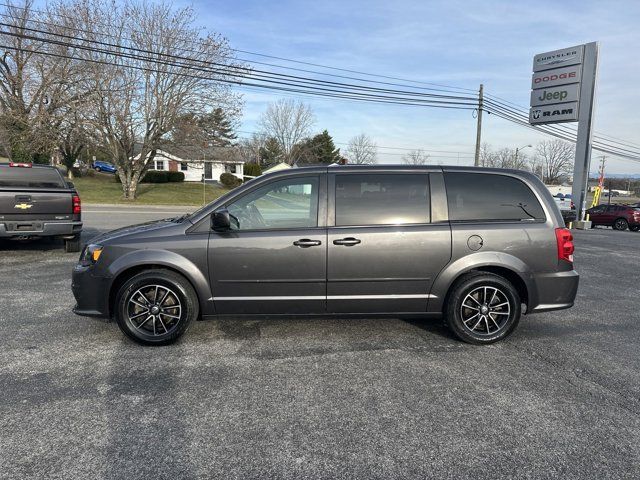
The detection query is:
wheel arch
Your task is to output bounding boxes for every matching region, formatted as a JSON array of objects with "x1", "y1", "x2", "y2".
[
  {"x1": 106, "y1": 250, "x2": 211, "y2": 318},
  {"x1": 430, "y1": 252, "x2": 535, "y2": 314}
]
